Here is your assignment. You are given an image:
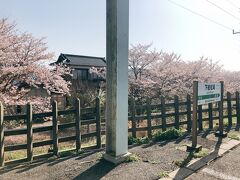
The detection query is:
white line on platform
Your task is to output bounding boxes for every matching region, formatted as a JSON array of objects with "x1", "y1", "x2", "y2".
[{"x1": 202, "y1": 168, "x2": 240, "y2": 180}]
